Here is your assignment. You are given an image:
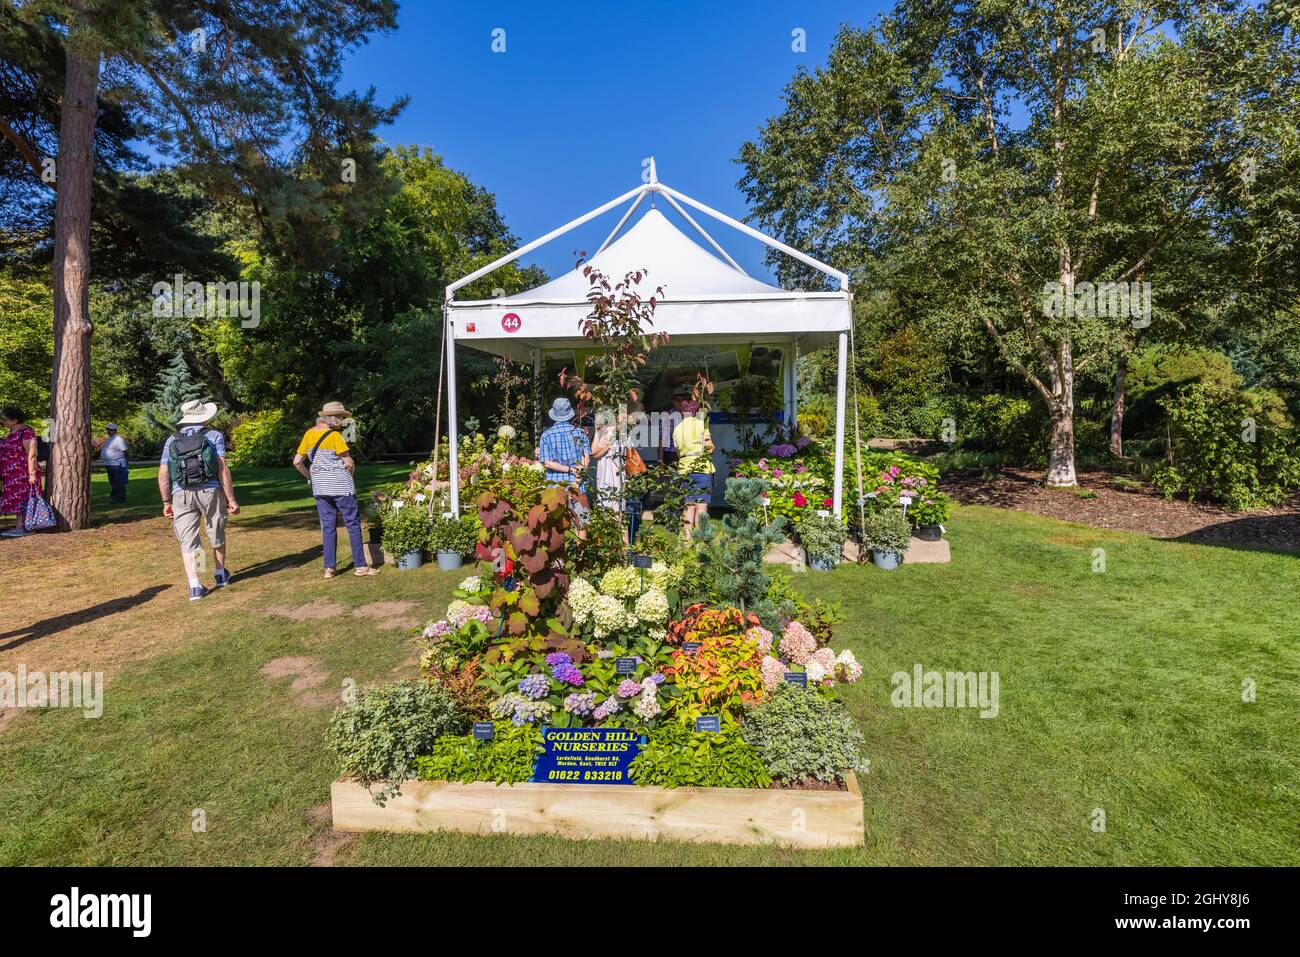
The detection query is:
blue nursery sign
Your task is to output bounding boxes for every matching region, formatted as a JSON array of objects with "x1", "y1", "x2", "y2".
[{"x1": 531, "y1": 727, "x2": 645, "y2": 785}]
